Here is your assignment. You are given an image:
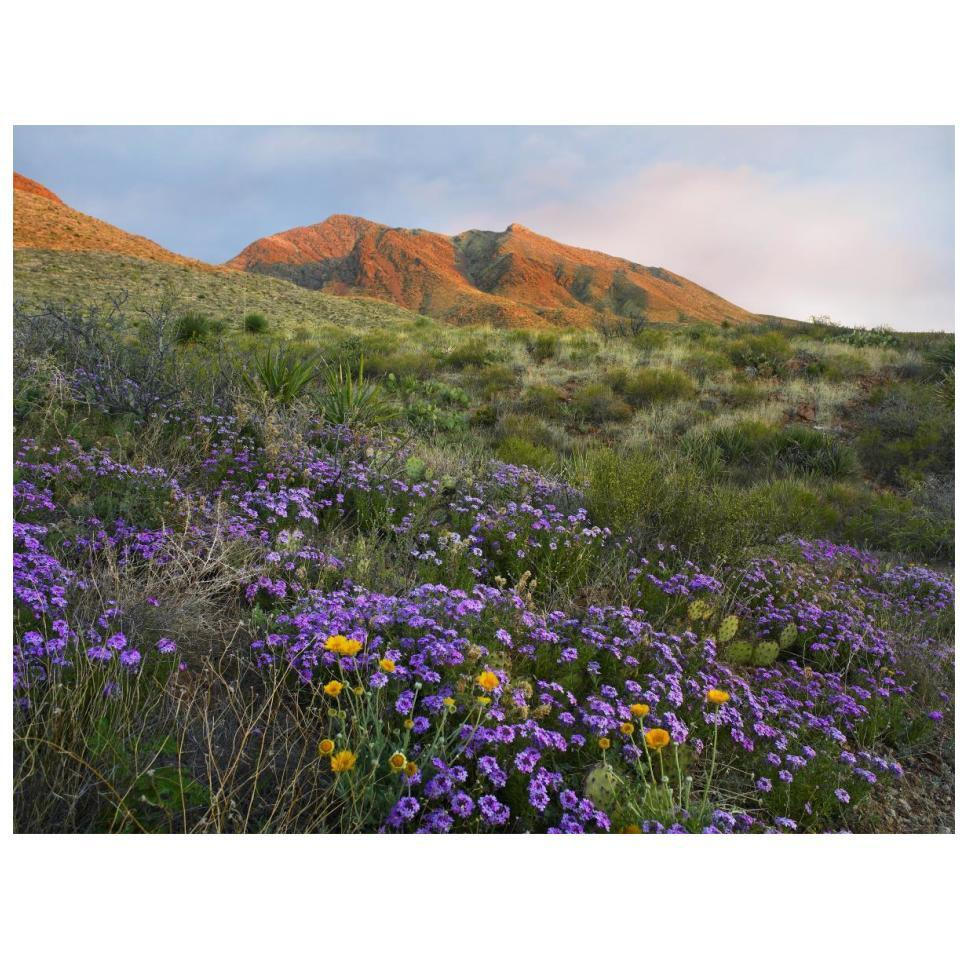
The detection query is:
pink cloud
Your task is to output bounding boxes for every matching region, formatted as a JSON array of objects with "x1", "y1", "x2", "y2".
[{"x1": 515, "y1": 163, "x2": 953, "y2": 330}]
